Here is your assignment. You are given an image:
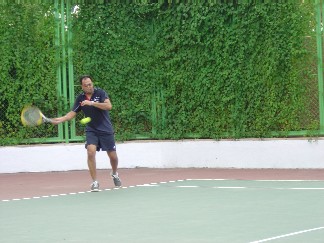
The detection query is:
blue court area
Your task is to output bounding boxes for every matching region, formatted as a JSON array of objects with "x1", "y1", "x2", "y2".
[{"x1": 1, "y1": 179, "x2": 324, "y2": 243}]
